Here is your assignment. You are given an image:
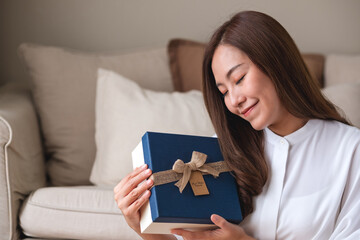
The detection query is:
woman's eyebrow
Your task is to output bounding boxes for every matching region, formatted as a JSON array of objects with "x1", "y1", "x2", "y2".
[
  {"x1": 216, "y1": 63, "x2": 244, "y2": 87},
  {"x1": 226, "y1": 63, "x2": 243, "y2": 79}
]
